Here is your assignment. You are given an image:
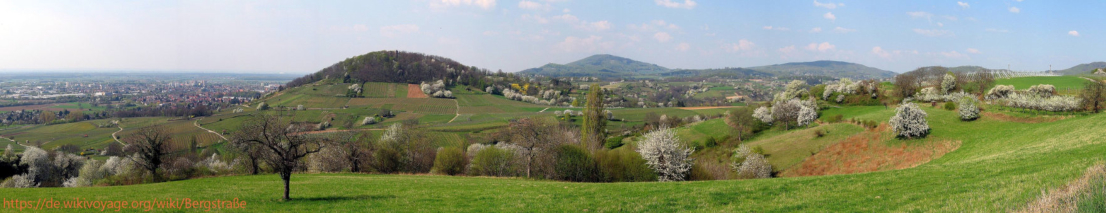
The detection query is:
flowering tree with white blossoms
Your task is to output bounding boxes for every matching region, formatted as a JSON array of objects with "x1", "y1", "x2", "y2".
[
  {"x1": 958, "y1": 96, "x2": 980, "y2": 121},
  {"x1": 889, "y1": 102, "x2": 930, "y2": 138},
  {"x1": 636, "y1": 127, "x2": 694, "y2": 182},
  {"x1": 941, "y1": 73, "x2": 956, "y2": 94},
  {"x1": 798, "y1": 106, "x2": 817, "y2": 127},
  {"x1": 752, "y1": 106, "x2": 773, "y2": 123},
  {"x1": 731, "y1": 145, "x2": 771, "y2": 179}
]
